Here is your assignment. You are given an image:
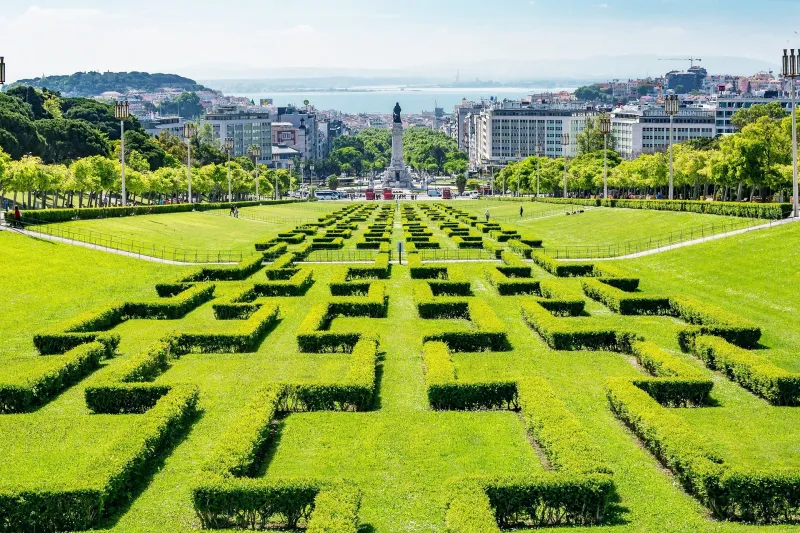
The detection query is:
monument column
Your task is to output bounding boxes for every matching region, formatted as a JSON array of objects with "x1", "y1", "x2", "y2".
[{"x1": 384, "y1": 102, "x2": 411, "y2": 188}]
